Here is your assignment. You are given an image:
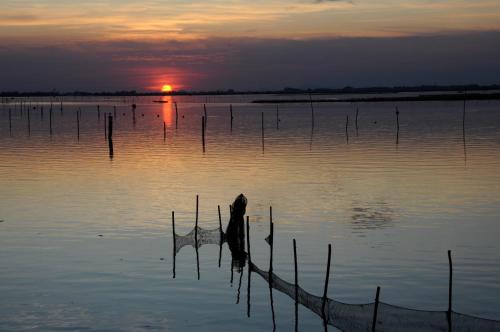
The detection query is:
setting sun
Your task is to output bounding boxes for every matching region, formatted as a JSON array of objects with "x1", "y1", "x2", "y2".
[{"x1": 161, "y1": 84, "x2": 173, "y2": 92}]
